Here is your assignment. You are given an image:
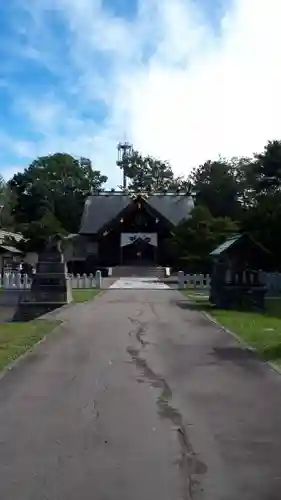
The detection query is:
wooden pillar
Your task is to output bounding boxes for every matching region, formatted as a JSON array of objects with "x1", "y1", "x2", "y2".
[
  {"x1": 119, "y1": 238, "x2": 123, "y2": 264},
  {"x1": 155, "y1": 233, "x2": 158, "y2": 265}
]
